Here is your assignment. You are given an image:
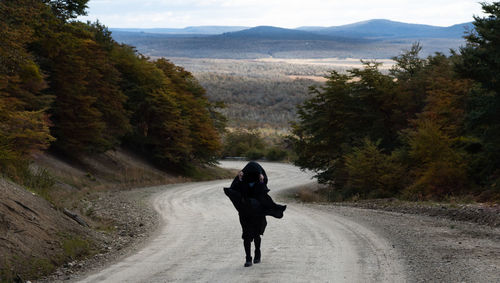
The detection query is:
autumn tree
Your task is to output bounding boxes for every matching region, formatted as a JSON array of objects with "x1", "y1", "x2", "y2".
[
  {"x1": 154, "y1": 58, "x2": 222, "y2": 164},
  {"x1": 0, "y1": 1, "x2": 55, "y2": 175},
  {"x1": 344, "y1": 139, "x2": 406, "y2": 198},
  {"x1": 111, "y1": 46, "x2": 223, "y2": 169},
  {"x1": 2, "y1": 0, "x2": 224, "y2": 174}
]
